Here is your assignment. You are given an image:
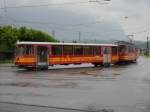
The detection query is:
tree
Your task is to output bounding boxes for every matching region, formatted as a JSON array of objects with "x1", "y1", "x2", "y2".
[{"x1": 0, "y1": 25, "x2": 58, "y2": 52}]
